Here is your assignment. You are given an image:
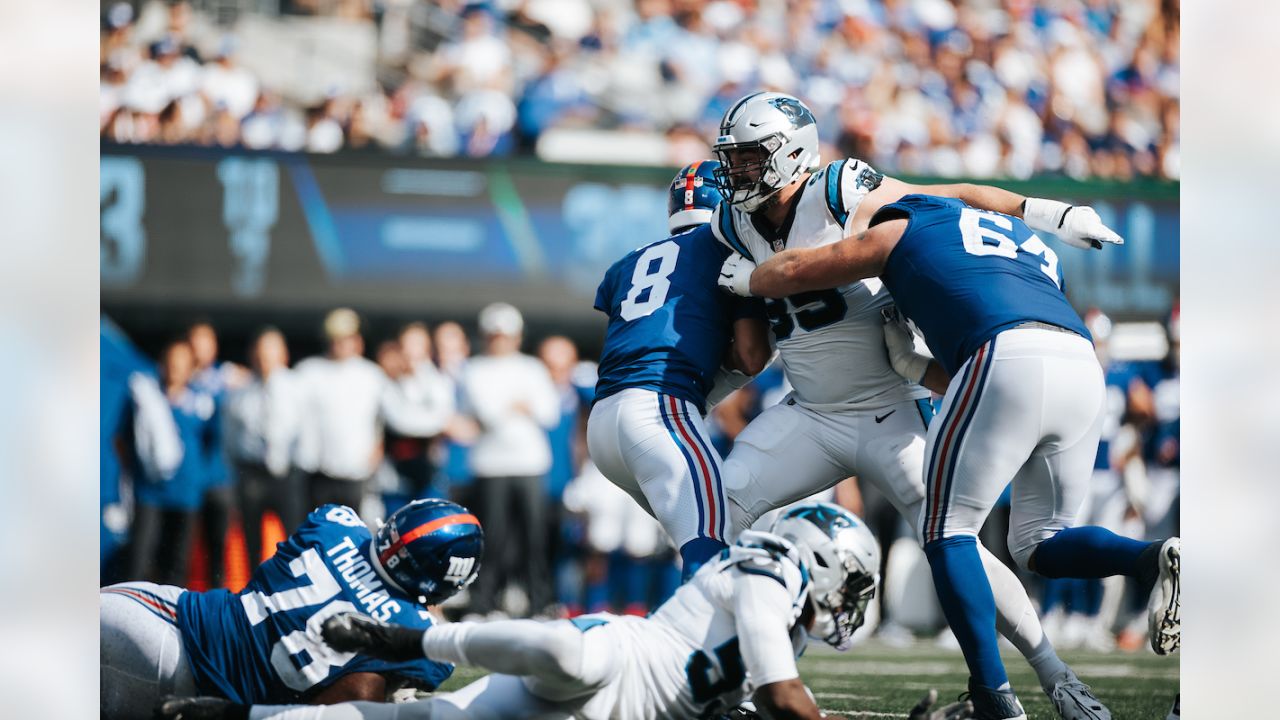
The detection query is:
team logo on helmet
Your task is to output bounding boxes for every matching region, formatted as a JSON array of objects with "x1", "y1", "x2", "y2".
[{"x1": 768, "y1": 96, "x2": 815, "y2": 128}]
